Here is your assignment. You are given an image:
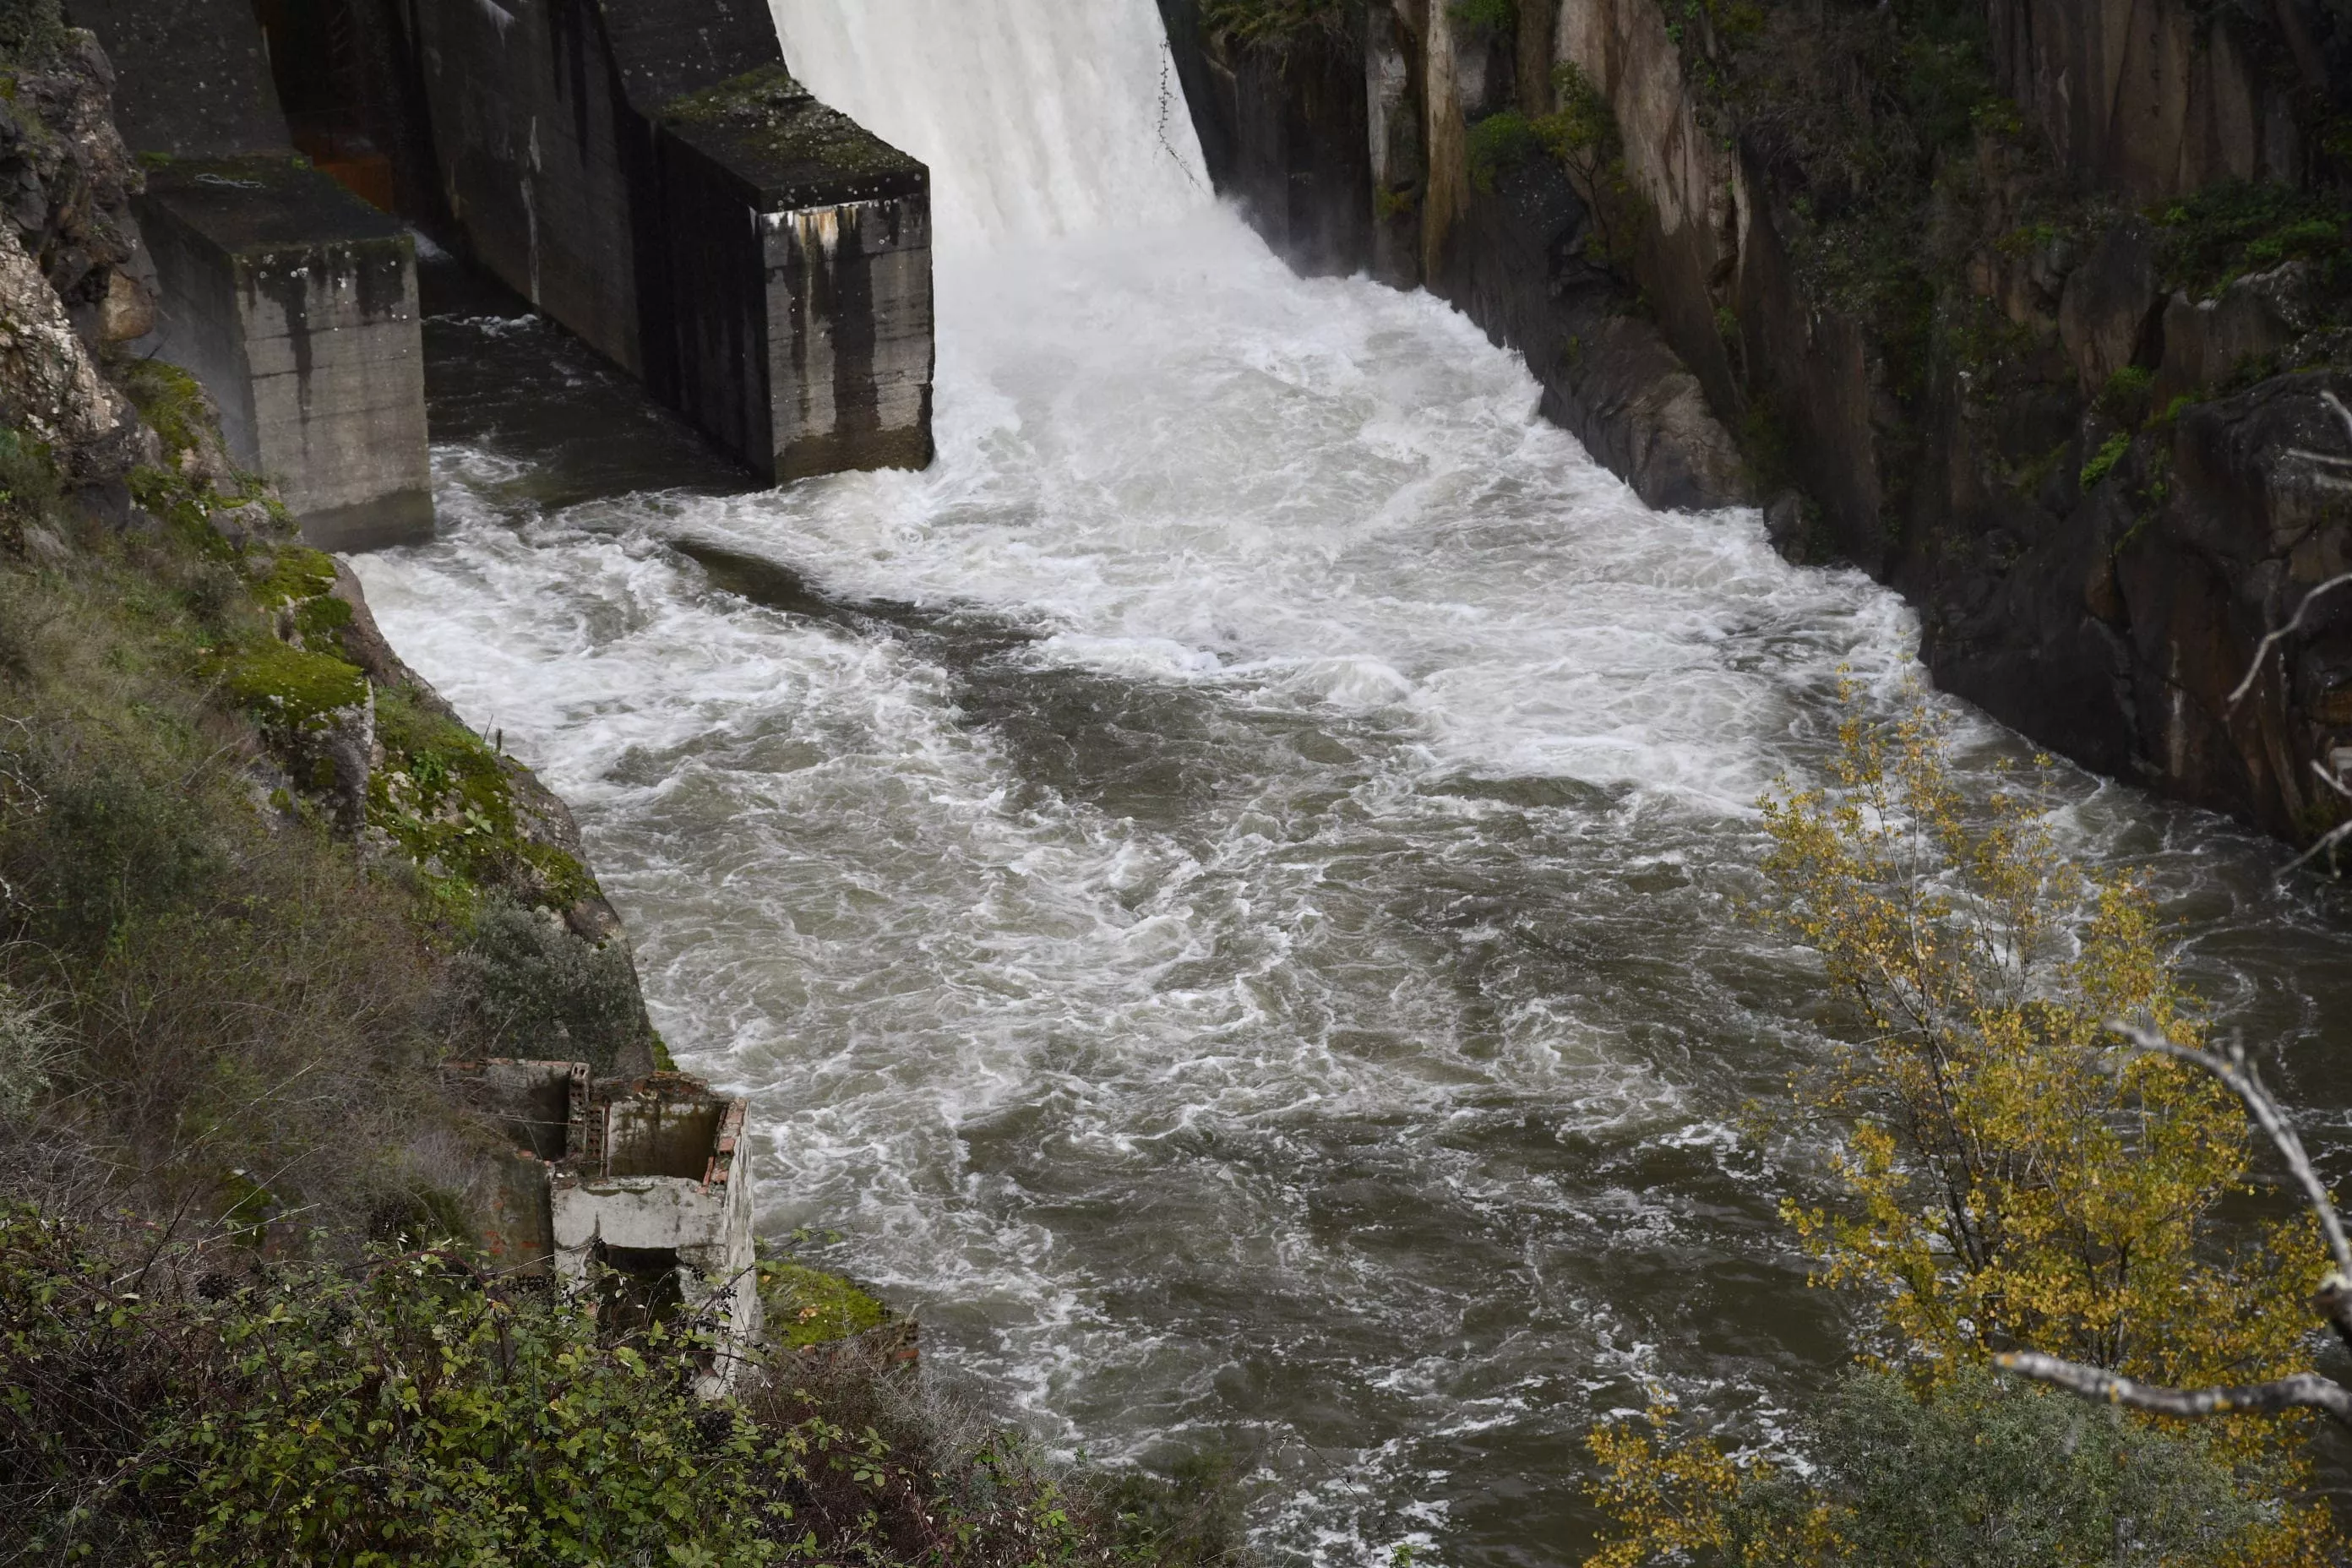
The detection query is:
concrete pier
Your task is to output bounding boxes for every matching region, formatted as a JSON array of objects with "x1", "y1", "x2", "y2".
[
  {"x1": 67, "y1": 0, "x2": 433, "y2": 550},
  {"x1": 403, "y1": 0, "x2": 934, "y2": 481},
  {"x1": 136, "y1": 161, "x2": 433, "y2": 548}
]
